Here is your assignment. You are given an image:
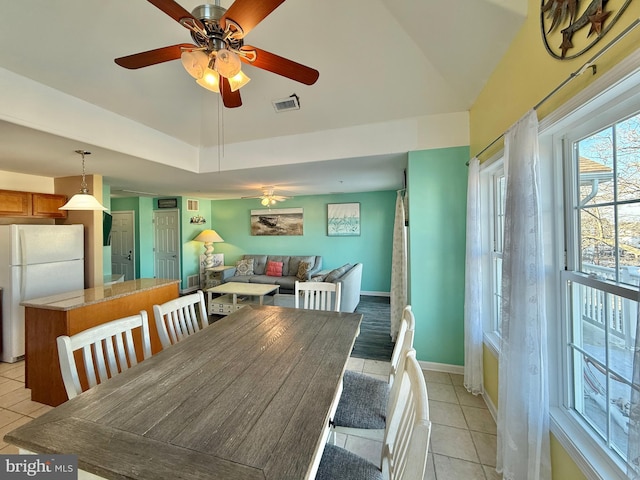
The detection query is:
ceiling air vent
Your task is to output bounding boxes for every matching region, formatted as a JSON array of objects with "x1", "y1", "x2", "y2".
[{"x1": 272, "y1": 94, "x2": 300, "y2": 113}]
